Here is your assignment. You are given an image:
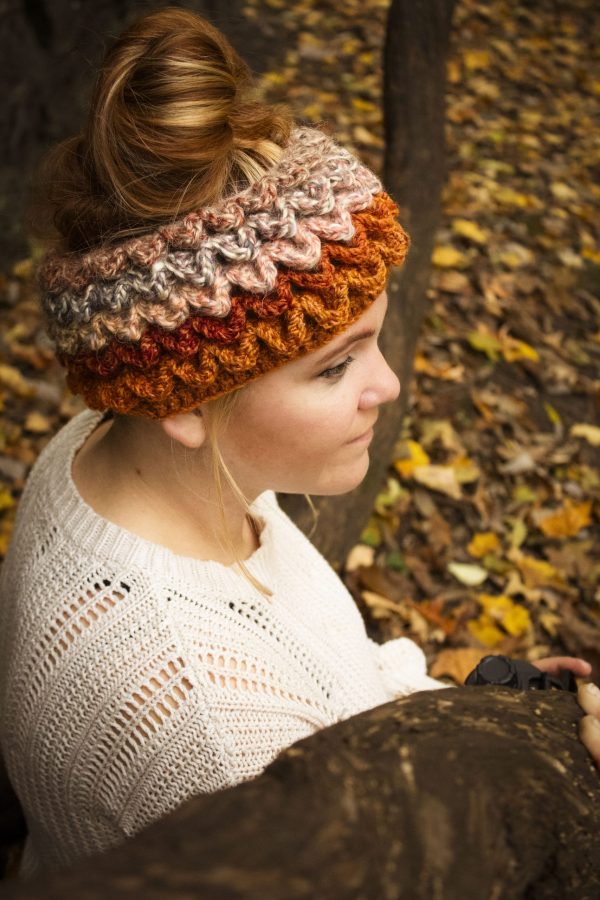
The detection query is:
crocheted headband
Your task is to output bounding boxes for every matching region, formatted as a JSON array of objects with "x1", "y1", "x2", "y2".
[{"x1": 38, "y1": 126, "x2": 409, "y2": 418}]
